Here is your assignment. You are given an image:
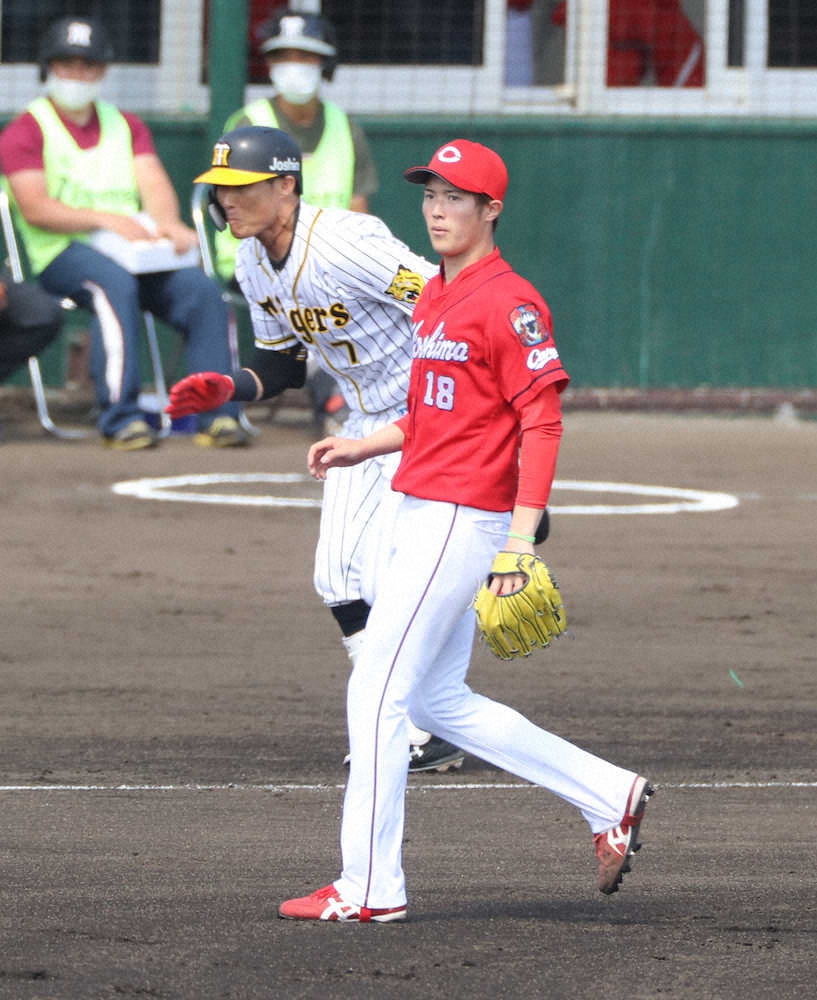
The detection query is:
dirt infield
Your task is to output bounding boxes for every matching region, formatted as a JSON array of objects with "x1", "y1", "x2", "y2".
[{"x1": 1, "y1": 404, "x2": 815, "y2": 999}]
